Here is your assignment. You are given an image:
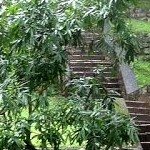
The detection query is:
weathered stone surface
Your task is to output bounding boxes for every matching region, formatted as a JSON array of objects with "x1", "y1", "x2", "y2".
[
  {"x1": 147, "y1": 85, "x2": 150, "y2": 93},
  {"x1": 136, "y1": 12, "x2": 146, "y2": 18},
  {"x1": 130, "y1": 8, "x2": 150, "y2": 19},
  {"x1": 147, "y1": 13, "x2": 150, "y2": 17},
  {"x1": 136, "y1": 33, "x2": 150, "y2": 54},
  {"x1": 120, "y1": 64, "x2": 139, "y2": 94}
]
